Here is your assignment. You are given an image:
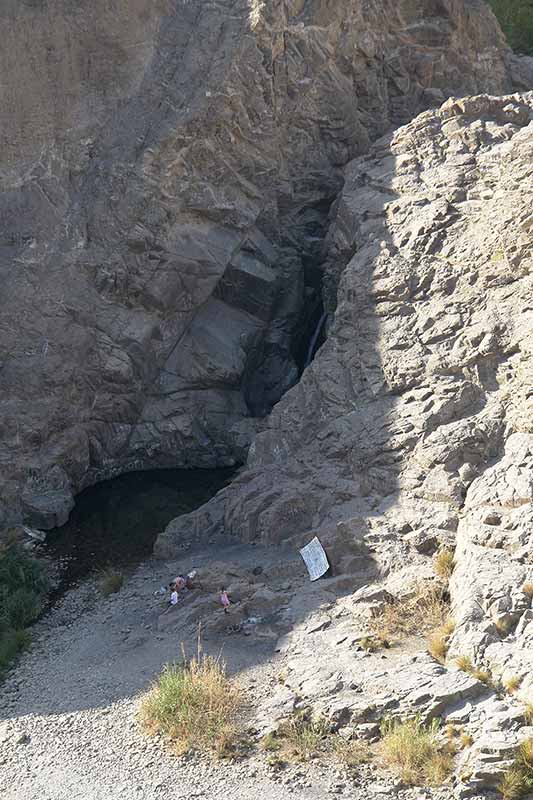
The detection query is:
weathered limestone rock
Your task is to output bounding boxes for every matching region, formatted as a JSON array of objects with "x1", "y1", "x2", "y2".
[{"x1": 0, "y1": 0, "x2": 522, "y2": 527}]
